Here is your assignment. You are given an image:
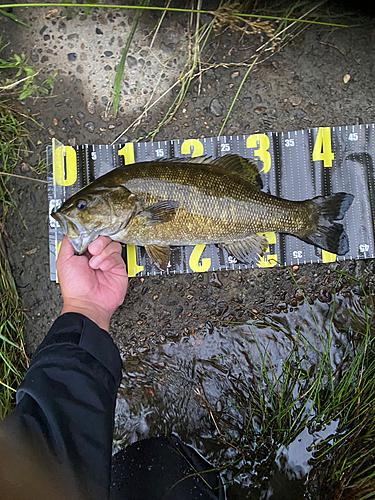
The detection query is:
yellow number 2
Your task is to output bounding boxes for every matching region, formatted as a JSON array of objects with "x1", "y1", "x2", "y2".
[
  {"x1": 181, "y1": 139, "x2": 204, "y2": 158},
  {"x1": 256, "y1": 232, "x2": 277, "y2": 268},
  {"x1": 312, "y1": 127, "x2": 334, "y2": 167},
  {"x1": 246, "y1": 134, "x2": 271, "y2": 174}
]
